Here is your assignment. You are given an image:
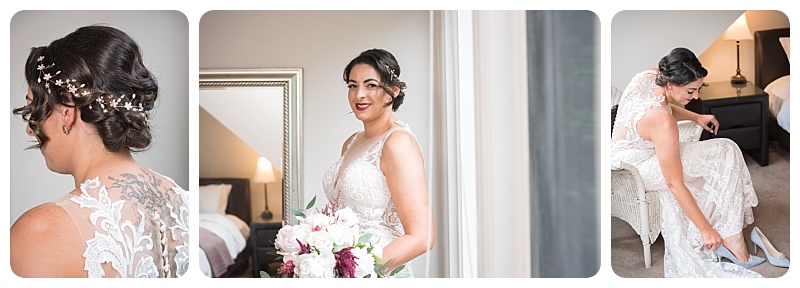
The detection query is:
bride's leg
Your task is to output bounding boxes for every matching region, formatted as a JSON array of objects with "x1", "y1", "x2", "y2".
[{"x1": 723, "y1": 232, "x2": 751, "y2": 262}]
